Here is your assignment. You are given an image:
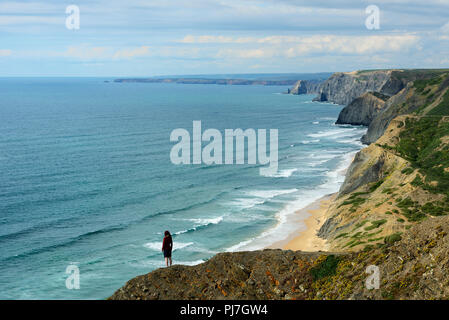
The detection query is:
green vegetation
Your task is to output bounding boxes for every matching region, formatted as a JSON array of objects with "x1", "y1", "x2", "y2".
[
  {"x1": 371, "y1": 91, "x2": 390, "y2": 101},
  {"x1": 351, "y1": 232, "x2": 363, "y2": 238},
  {"x1": 339, "y1": 192, "x2": 369, "y2": 212},
  {"x1": 352, "y1": 220, "x2": 368, "y2": 231},
  {"x1": 381, "y1": 290, "x2": 395, "y2": 300},
  {"x1": 413, "y1": 76, "x2": 443, "y2": 93},
  {"x1": 375, "y1": 202, "x2": 383, "y2": 208},
  {"x1": 393, "y1": 69, "x2": 449, "y2": 84},
  {"x1": 342, "y1": 227, "x2": 384, "y2": 248},
  {"x1": 382, "y1": 187, "x2": 397, "y2": 194},
  {"x1": 335, "y1": 232, "x2": 348, "y2": 239},
  {"x1": 364, "y1": 229, "x2": 383, "y2": 238},
  {"x1": 421, "y1": 202, "x2": 448, "y2": 216},
  {"x1": 428, "y1": 89, "x2": 449, "y2": 116},
  {"x1": 397, "y1": 197, "x2": 426, "y2": 221},
  {"x1": 364, "y1": 219, "x2": 387, "y2": 231},
  {"x1": 395, "y1": 117, "x2": 449, "y2": 198},
  {"x1": 401, "y1": 167, "x2": 414, "y2": 175},
  {"x1": 384, "y1": 233, "x2": 402, "y2": 245},
  {"x1": 309, "y1": 255, "x2": 340, "y2": 281},
  {"x1": 369, "y1": 179, "x2": 385, "y2": 192}
]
